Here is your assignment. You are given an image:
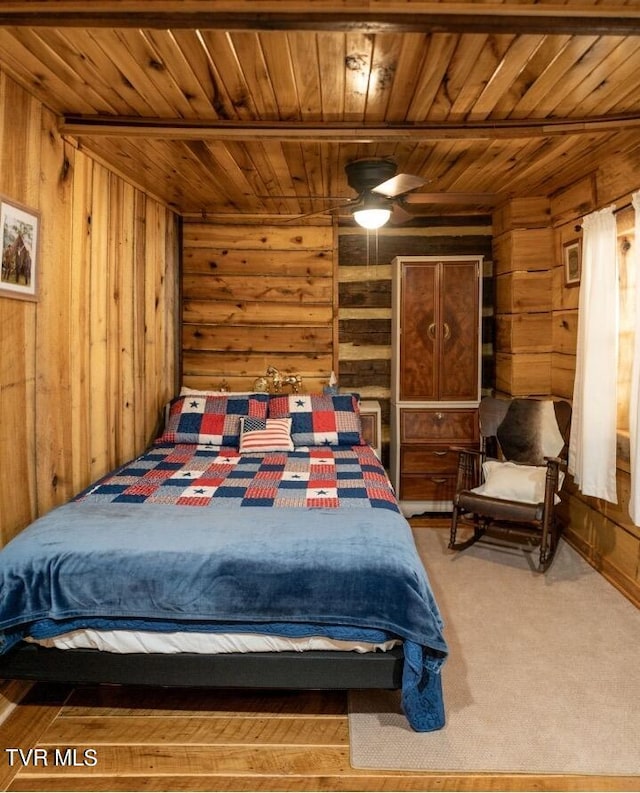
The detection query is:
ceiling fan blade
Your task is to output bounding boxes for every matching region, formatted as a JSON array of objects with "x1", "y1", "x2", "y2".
[
  {"x1": 389, "y1": 202, "x2": 414, "y2": 225},
  {"x1": 372, "y1": 173, "x2": 425, "y2": 198}
]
